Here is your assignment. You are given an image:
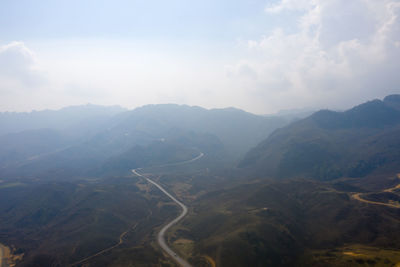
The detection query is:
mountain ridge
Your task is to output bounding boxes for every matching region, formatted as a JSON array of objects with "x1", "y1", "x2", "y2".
[{"x1": 240, "y1": 94, "x2": 400, "y2": 180}]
